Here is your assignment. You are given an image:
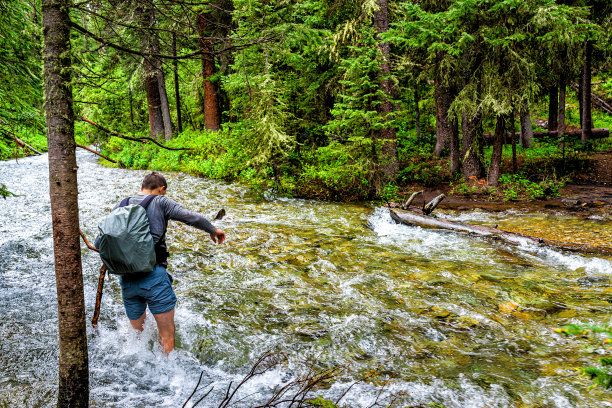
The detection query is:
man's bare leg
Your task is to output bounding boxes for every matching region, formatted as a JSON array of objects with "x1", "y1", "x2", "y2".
[
  {"x1": 129, "y1": 312, "x2": 146, "y2": 331},
  {"x1": 153, "y1": 308, "x2": 175, "y2": 354}
]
